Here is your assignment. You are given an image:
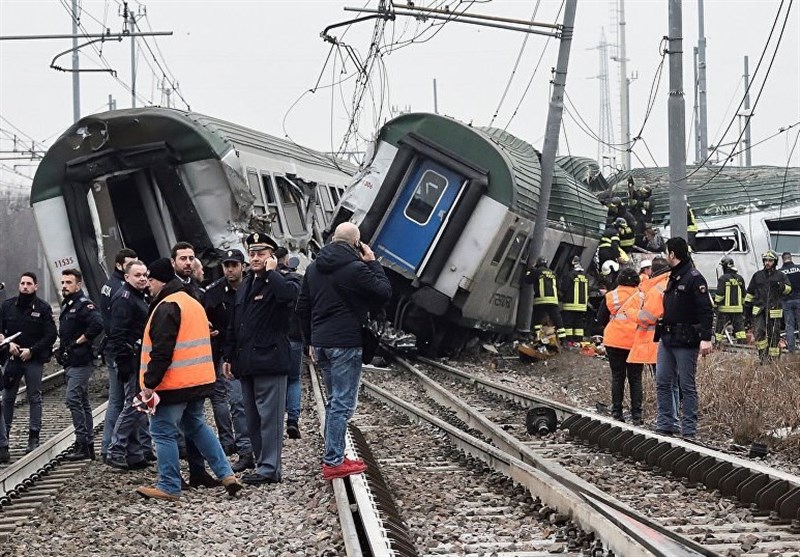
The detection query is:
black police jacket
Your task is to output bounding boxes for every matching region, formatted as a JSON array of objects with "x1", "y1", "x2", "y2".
[
  {"x1": 223, "y1": 269, "x2": 301, "y2": 377},
  {"x1": 661, "y1": 259, "x2": 714, "y2": 344},
  {"x1": 0, "y1": 294, "x2": 57, "y2": 363},
  {"x1": 203, "y1": 277, "x2": 238, "y2": 363},
  {"x1": 59, "y1": 292, "x2": 104, "y2": 366},
  {"x1": 780, "y1": 262, "x2": 800, "y2": 301},
  {"x1": 107, "y1": 283, "x2": 148, "y2": 371},
  {"x1": 100, "y1": 268, "x2": 126, "y2": 334},
  {"x1": 297, "y1": 242, "x2": 392, "y2": 348}
]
